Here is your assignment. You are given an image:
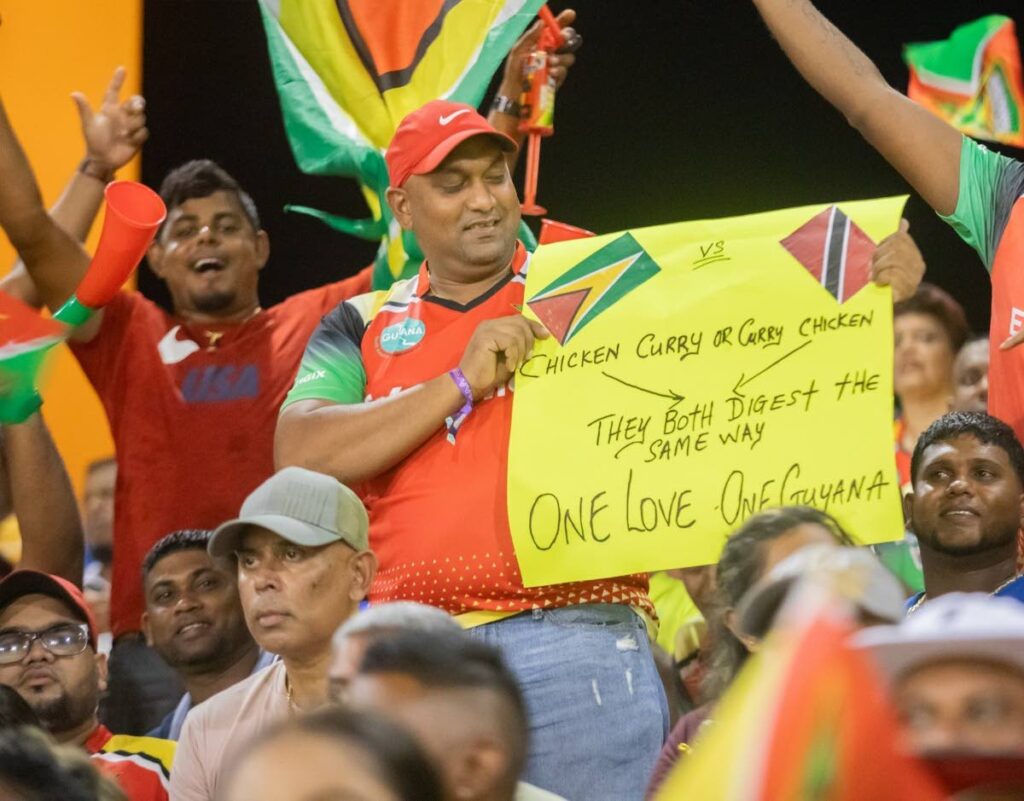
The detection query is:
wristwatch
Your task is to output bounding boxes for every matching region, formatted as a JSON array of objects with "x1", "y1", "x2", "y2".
[{"x1": 490, "y1": 94, "x2": 520, "y2": 116}]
